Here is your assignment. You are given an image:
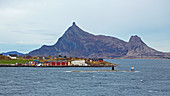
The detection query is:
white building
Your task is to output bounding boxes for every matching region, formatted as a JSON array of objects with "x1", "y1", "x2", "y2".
[
  {"x1": 7, "y1": 55, "x2": 17, "y2": 59},
  {"x1": 71, "y1": 60, "x2": 88, "y2": 66}
]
